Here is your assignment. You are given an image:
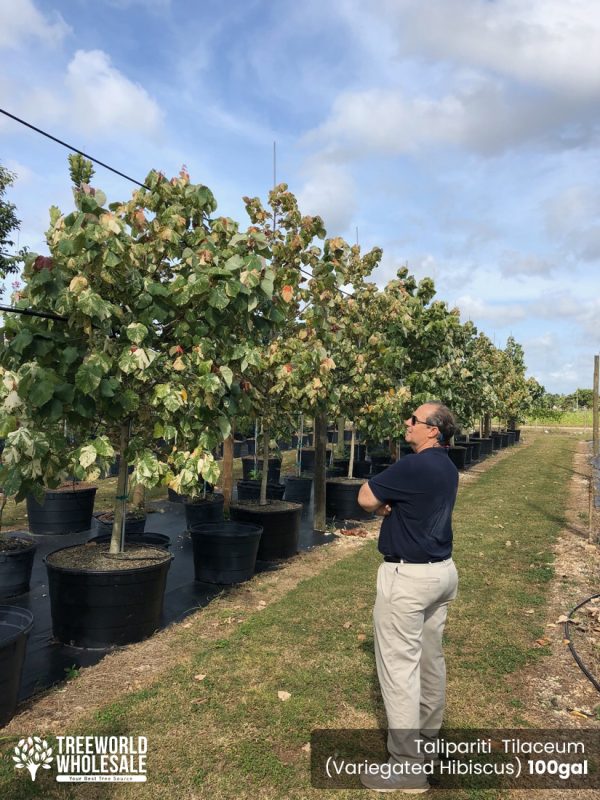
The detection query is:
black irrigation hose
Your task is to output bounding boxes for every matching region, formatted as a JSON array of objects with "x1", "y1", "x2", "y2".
[{"x1": 564, "y1": 592, "x2": 600, "y2": 693}]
